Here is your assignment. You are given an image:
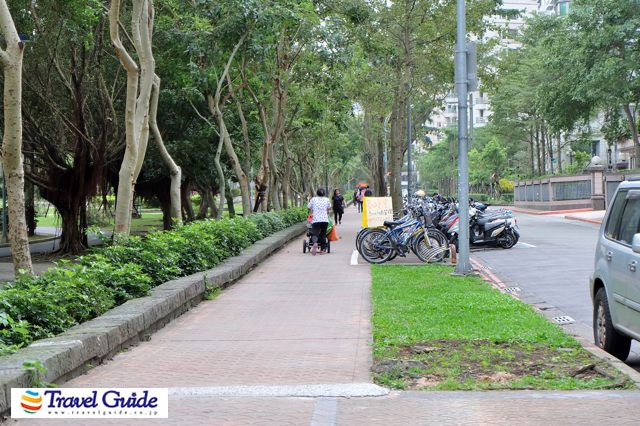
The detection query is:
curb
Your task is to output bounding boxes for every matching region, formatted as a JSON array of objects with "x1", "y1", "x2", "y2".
[
  {"x1": 0, "y1": 235, "x2": 60, "y2": 250},
  {"x1": 509, "y1": 207, "x2": 594, "y2": 216},
  {"x1": 471, "y1": 257, "x2": 640, "y2": 388},
  {"x1": 564, "y1": 215, "x2": 603, "y2": 225},
  {"x1": 0, "y1": 222, "x2": 307, "y2": 414}
]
